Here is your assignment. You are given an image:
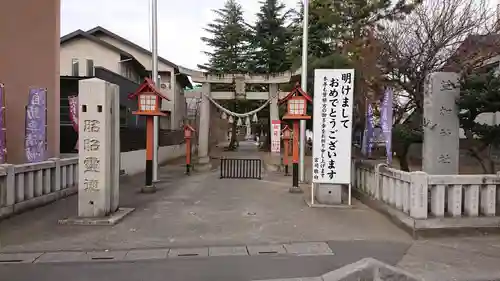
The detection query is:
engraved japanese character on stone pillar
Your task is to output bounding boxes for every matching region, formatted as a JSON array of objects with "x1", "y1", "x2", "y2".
[
  {"x1": 83, "y1": 178, "x2": 99, "y2": 192},
  {"x1": 438, "y1": 154, "x2": 451, "y2": 164},
  {"x1": 439, "y1": 106, "x2": 453, "y2": 116},
  {"x1": 83, "y1": 157, "x2": 100, "y2": 172},
  {"x1": 83, "y1": 120, "x2": 100, "y2": 132},
  {"x1": 83, "y1": 138, "x2": 100, "y2": 151}
]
